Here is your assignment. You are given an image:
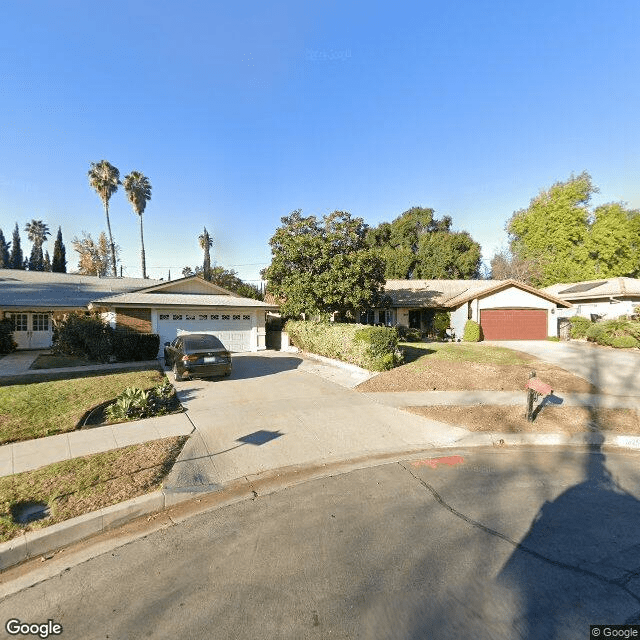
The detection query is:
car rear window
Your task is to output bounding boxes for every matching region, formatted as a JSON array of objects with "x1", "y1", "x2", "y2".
[{"x1": 183, "y1": 335, "x2": 225, "y2": 350}]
